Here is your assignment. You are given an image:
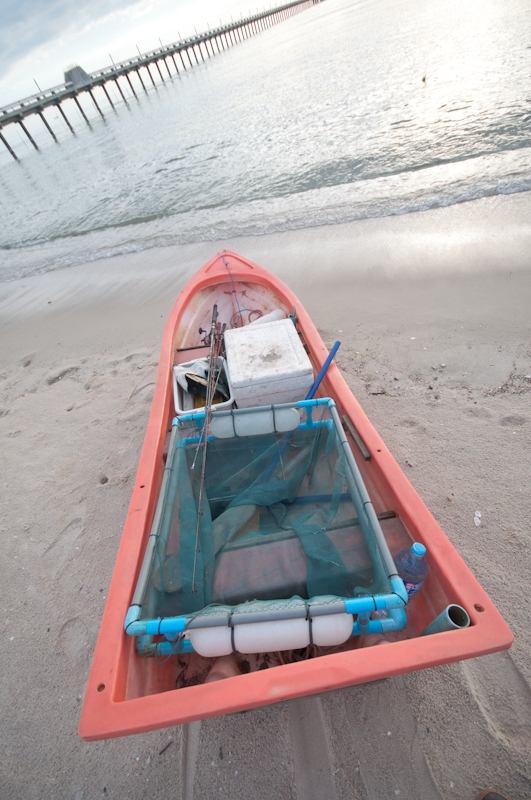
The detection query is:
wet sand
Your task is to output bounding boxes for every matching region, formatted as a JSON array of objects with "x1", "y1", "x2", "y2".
[{"x1": 0, "y1": 193, "x2": 530, "y2": 799}]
